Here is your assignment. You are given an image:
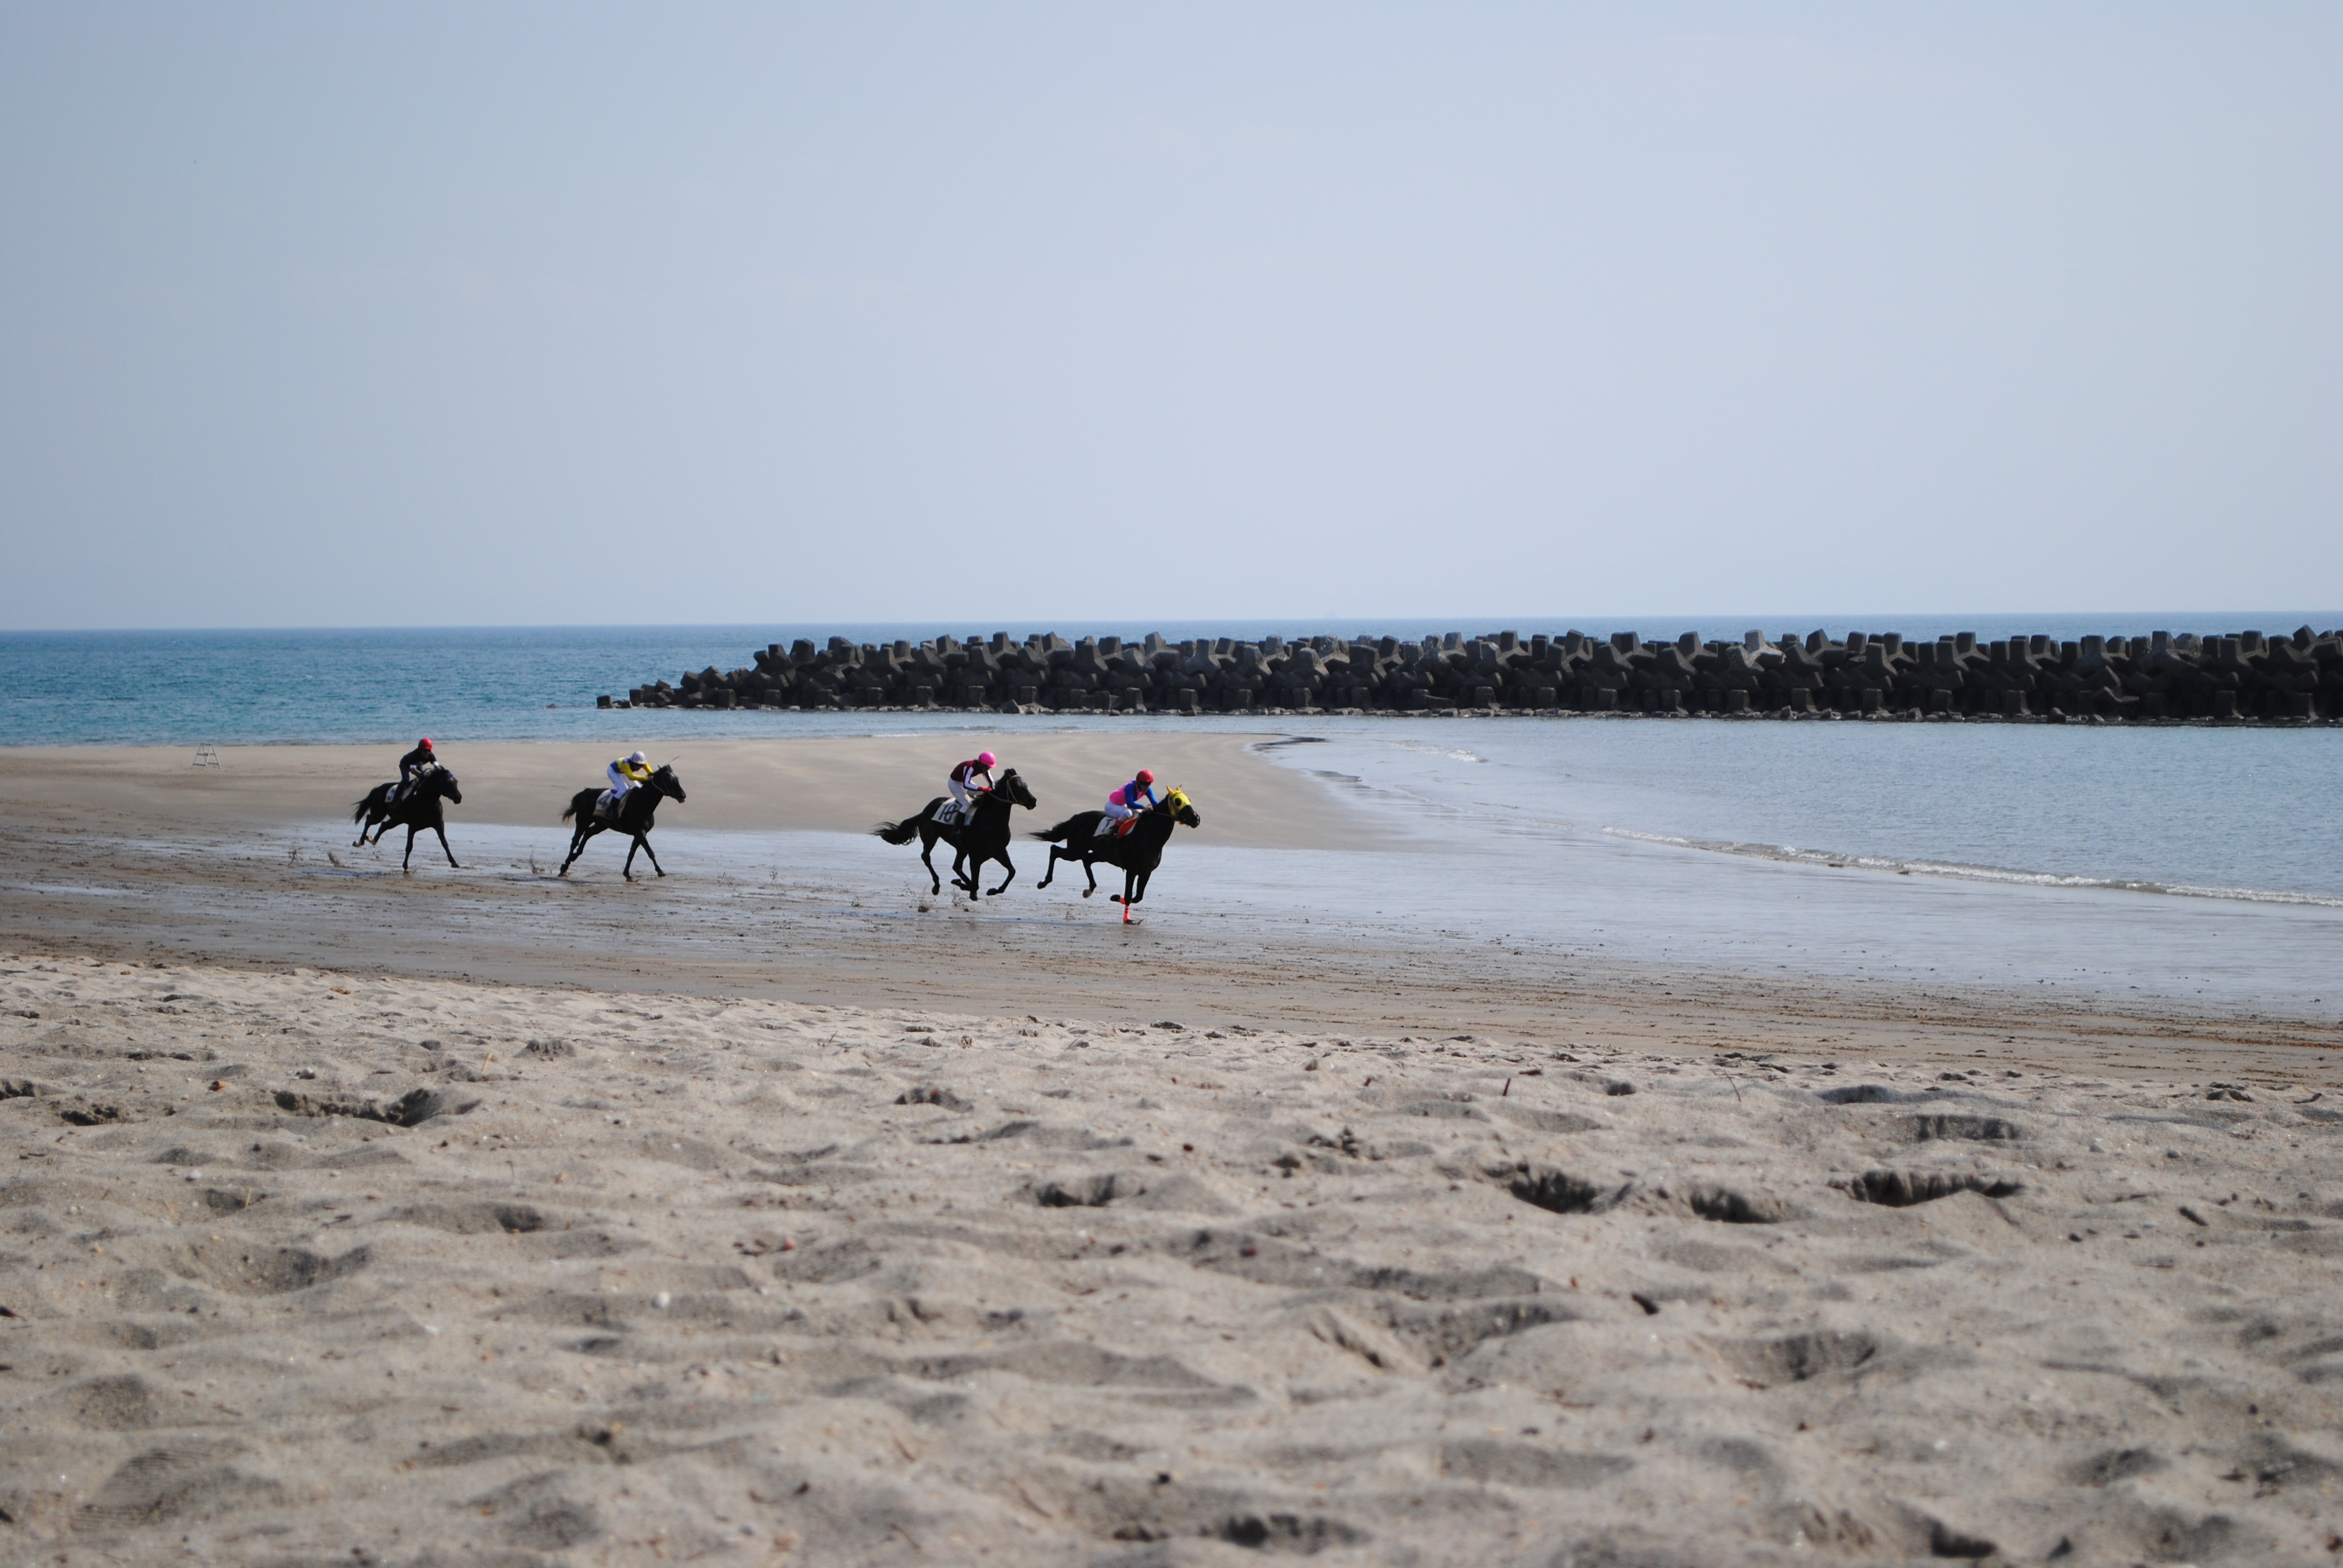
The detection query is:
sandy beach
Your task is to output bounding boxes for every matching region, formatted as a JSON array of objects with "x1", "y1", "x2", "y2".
[
  {"x1": 2, "y1": 740, "x2": 2341, "y2": 1564},
  {"x1": 3, "y1": 952, "x2": 2341, "y2": 1566}
]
